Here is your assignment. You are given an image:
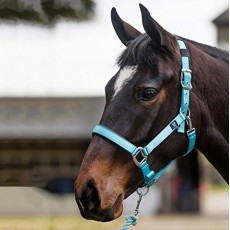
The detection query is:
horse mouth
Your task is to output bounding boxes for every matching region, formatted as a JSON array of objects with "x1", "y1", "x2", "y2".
[{"x1": 75, "y1": 192, "x2": 123, "y2": 222}]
